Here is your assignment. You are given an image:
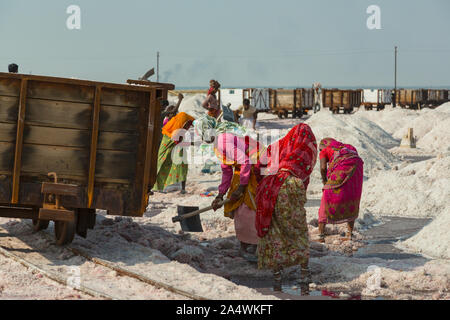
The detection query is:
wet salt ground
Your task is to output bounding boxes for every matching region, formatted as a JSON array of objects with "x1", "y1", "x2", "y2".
[
  {"x1": 230, "y1": 216, "x2": 432, "y2": 300},
  {"x1": 354, "y1": 216, "x2": 432, "y2": 261}
]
